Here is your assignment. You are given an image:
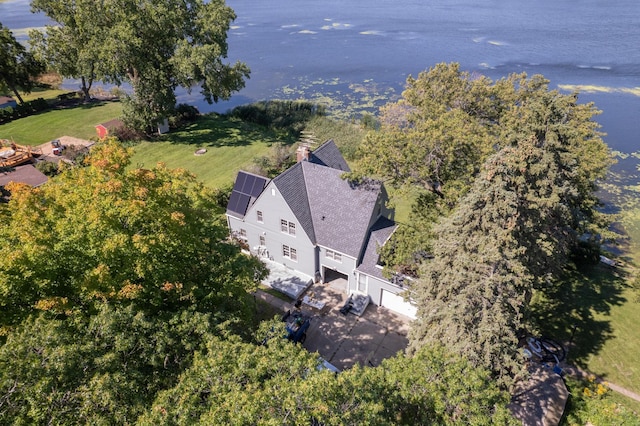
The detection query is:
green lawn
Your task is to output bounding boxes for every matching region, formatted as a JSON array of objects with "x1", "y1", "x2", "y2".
[
  {"x1": 130, "y1": 114, "x2": 291, "y2": 189},
  {"x1": 585, "y1": 283, "x2": 640, "y2": 391},
  {"x1": 0, "y1": 101, "x2": 122, "y2": 144},
  {"x1": 583, "y1": 205, "x2": 640, "y2": 395}
]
